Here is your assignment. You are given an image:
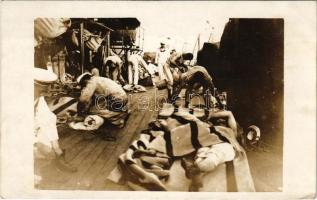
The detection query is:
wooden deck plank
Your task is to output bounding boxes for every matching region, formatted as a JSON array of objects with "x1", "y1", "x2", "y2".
[
  {"x1": 48, "y1": 136, "x2": 100, "y2": 189},
  {"x1": 59, "y1": 129, "x2": 82, "y2": 148},
  {"x1": 59, "y1": 129, "x2": 96, "y2": 154},
  {"x1": 91, "y1": 110, "x2": 151, "y2": 189},
  {"x1": 36, "y1": 132, "x2": 88, "y2": 189},
  {"x1": 57, "y1": 90, "x2": 142, "y2": 190},
  {"x1": 92, "y1": 89, "x2": 161, "y2": 190},
  {"x1": 69, "y1": 137, "x2": 101, "y2": 164},
  {"x1": 61, "y1": 135, "x2": 91, "y2": 162},
  {"x1": 75, "y1": 139, "x2": 109, "y2": 172},
  {"x1": 61, "y1": 90, "x2": 152, "y2": 190},
  {"x1": 63, "y1": 140, "x2": 113, "y2": 189},
  {"x1": 60, "y1": 137, "x2": 103, "y2": 189},
  {"x1": 63, "y1": 139, "x2": 118, "y2": 190},
  {"x1": 62, "y1": 124, "x2": 133, "y2": 190},
  {"x1": 57, "y1": 125, "x2": 74, "y2": 139},
  {"x1": 35, "y1": 158, "x2": 74, "y2": 190}
]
